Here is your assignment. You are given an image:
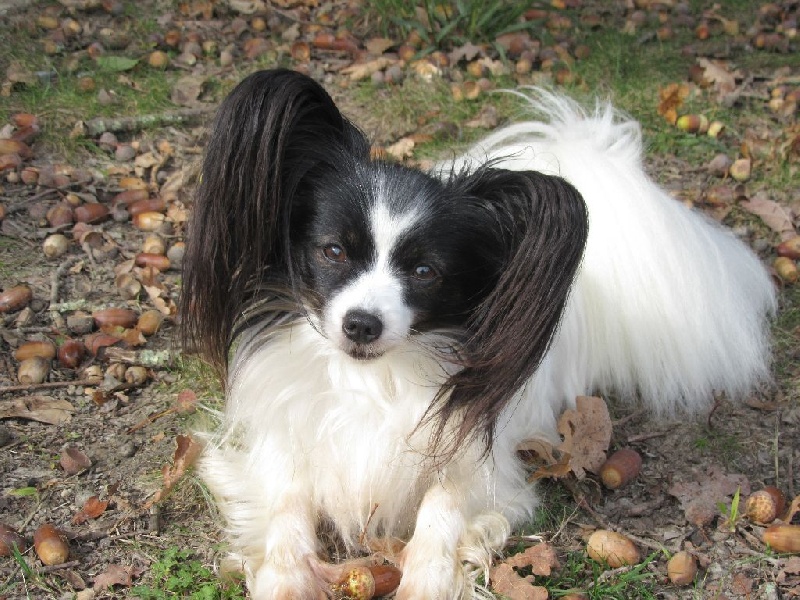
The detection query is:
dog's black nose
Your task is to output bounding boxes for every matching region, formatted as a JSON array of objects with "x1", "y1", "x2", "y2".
[{"x1": 342, "y1": 310, "x2": 383, "y2": 344}]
